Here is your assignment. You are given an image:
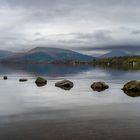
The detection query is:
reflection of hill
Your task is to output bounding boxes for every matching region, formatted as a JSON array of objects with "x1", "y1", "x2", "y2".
[
  {"x1": 0, "y1": 64, "x2": 93, "y2": 77},
  {"x1": 0, "y1": 65, "x2": 14, "y2": 74},
  {"x1": 94, "y1": 64, "x2": 140, "y2": 71}
]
